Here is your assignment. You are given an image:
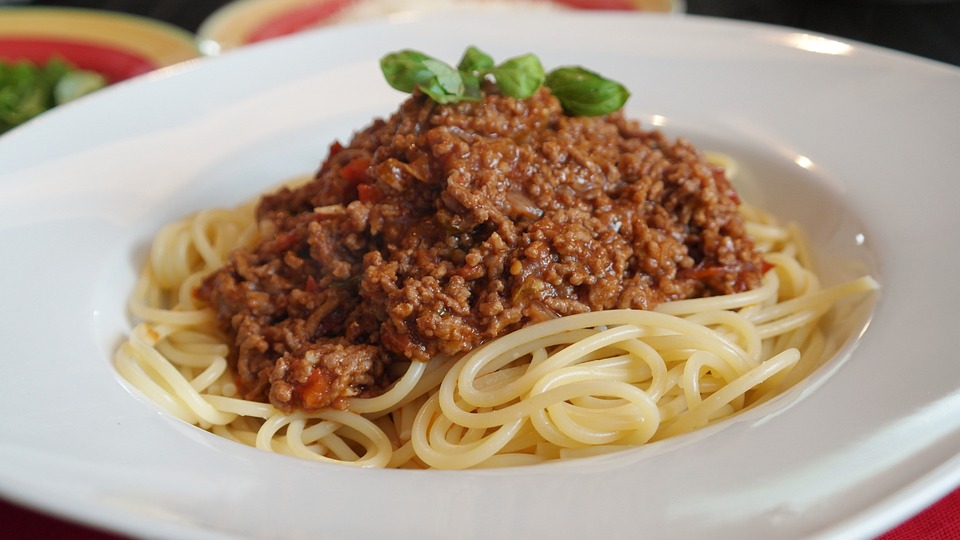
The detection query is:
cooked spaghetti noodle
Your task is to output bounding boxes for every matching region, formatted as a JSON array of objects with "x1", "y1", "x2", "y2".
[{"x1": 114, "y1": 177, "x2": 877, "y2": 469}]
